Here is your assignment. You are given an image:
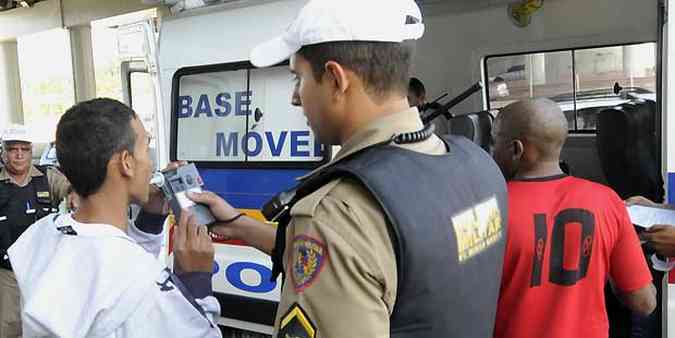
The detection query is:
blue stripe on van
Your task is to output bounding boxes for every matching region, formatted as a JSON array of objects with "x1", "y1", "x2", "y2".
[
  {"x1": 669, "y1": 173, "x2": 675, "y2": 204},
  {"x1": 199, "y1": 168, "x2": 309, "y2": 210}
]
